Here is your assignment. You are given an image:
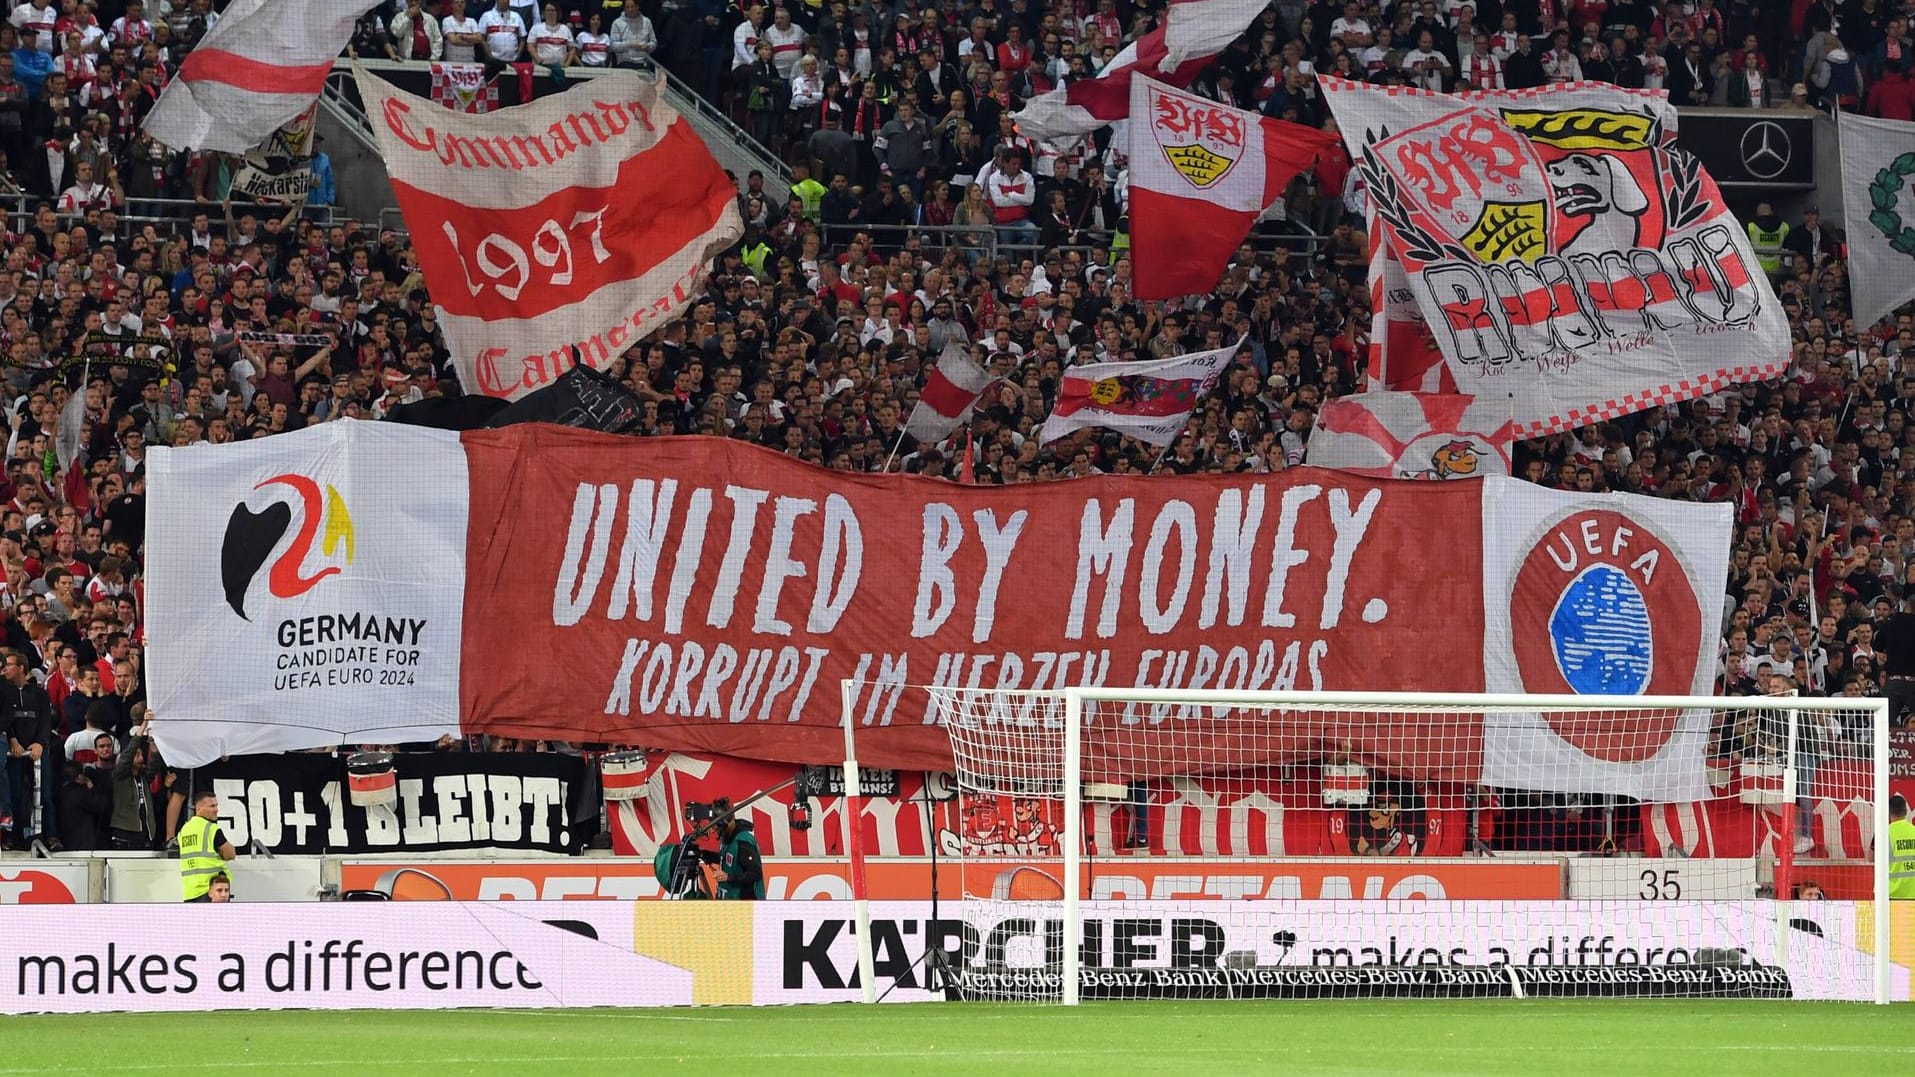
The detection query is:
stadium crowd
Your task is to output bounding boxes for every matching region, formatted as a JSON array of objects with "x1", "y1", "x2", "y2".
[{"x1": 0, "y1": 0, "x2": 1896, "y2": 857}]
